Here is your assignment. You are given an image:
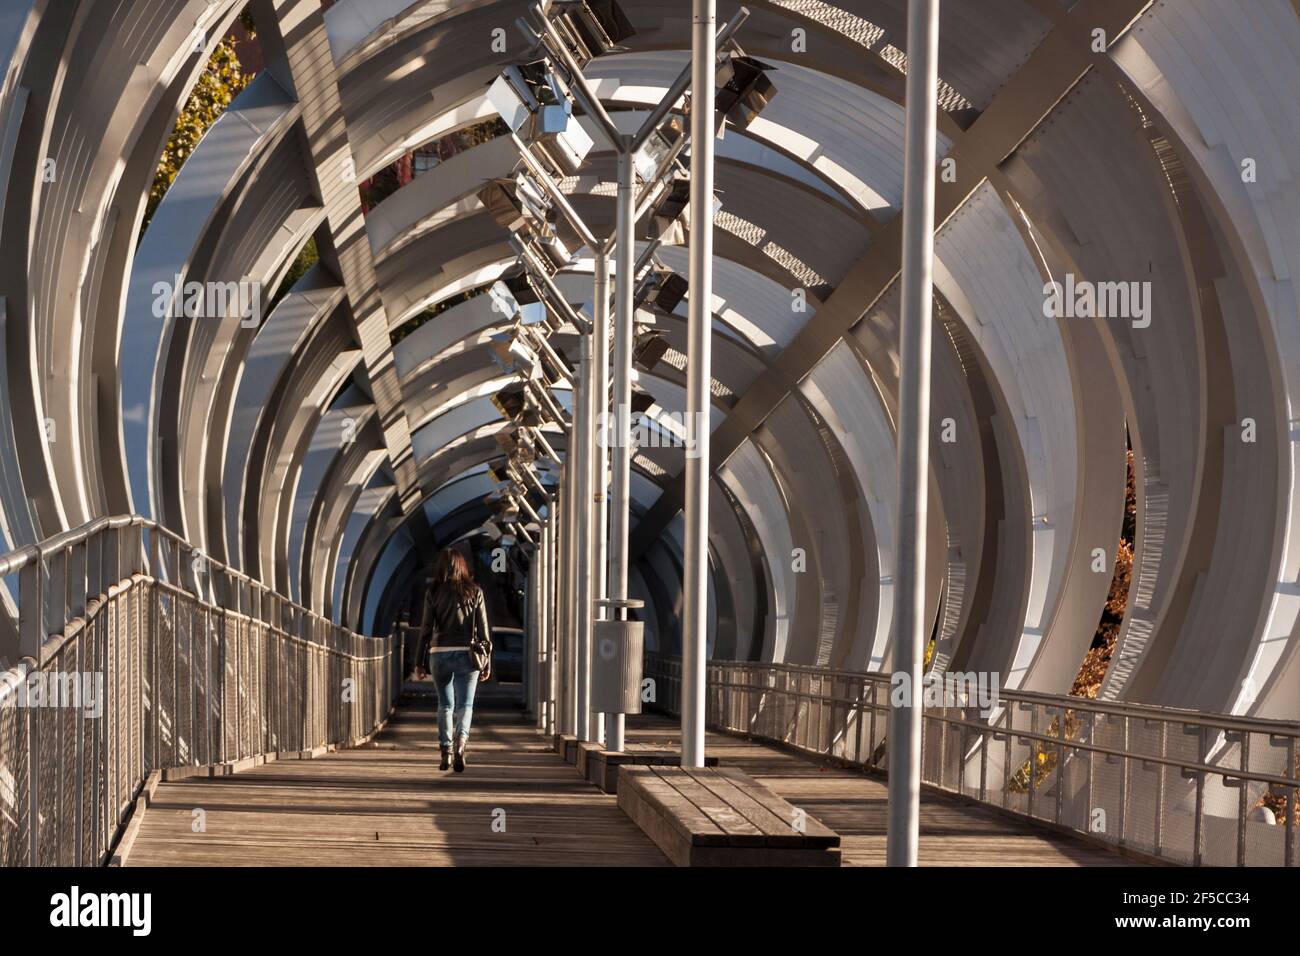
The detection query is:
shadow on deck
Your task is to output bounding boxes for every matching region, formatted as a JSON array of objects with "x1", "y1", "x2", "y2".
[{"x1": 123, "y1": 687, "x2": 1135, "y2": 867}]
